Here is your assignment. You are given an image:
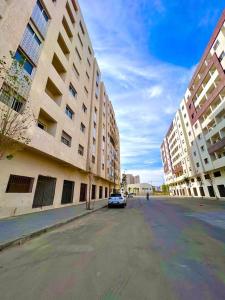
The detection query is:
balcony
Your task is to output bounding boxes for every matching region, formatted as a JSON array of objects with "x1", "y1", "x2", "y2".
[
  {"x1": 31, "y1": 1, "x2": 49, "y2": 37},
  {"x1": 208, "y1": 136, "x2": 225, "y2": 154},
  {"x1": 52, "y1": 53, "x2": 67, "y2": 81},
  {"x1": 57, "y1": 33, "x2": 70, "y2": 60},
  {"x1": 37, "y1": 109, "x2": 57, "y2": 136},
  {"x1": 20, "y1": 26, "x2": 41, "y2": 64},
  {"x1": 0, "y1": 88, "x2": 26, "y2": 113},
  {"x1": 6, "y1": 66, "x2": 32, "y2": 99},
  {"x1": 45, "y1": 78, "x2": 62, "y2": 106}
]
